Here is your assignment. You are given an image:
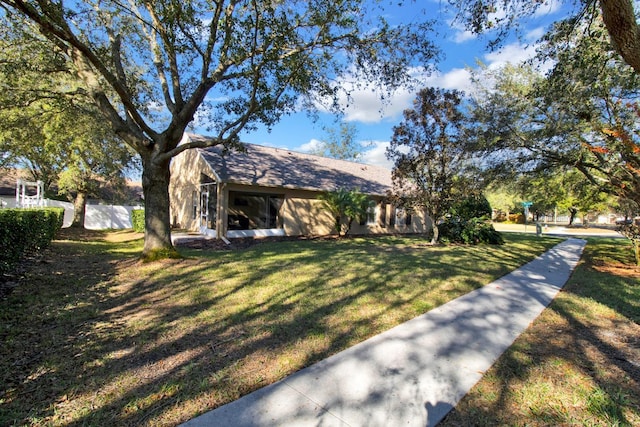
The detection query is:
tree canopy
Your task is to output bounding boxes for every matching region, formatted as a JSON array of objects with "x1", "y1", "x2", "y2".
[
  {"x1": 386, "y1": 87, "x2": 474, "y2": 243},
  {"x1": 469, "y1": 11, "x2": 640, "y2": 208},
  {"x1": 310, "y1": 122, "x2": 362, "y2": 161},
  {"x1": 0, "y1": 0, "x2": 438, "y2": 257},
  {"x1": 449, "y1": 0, "x2": 640, "y2": 73},
  {"x1": 0, "y1": 19, "x2": 138, "y2": 226}
]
